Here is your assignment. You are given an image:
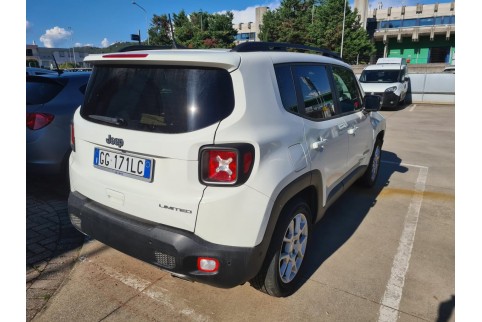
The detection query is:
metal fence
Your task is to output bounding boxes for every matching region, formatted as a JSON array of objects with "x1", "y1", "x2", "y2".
[{"x1": 406, "y1": 73, "x2": 455, "y2": 104}]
